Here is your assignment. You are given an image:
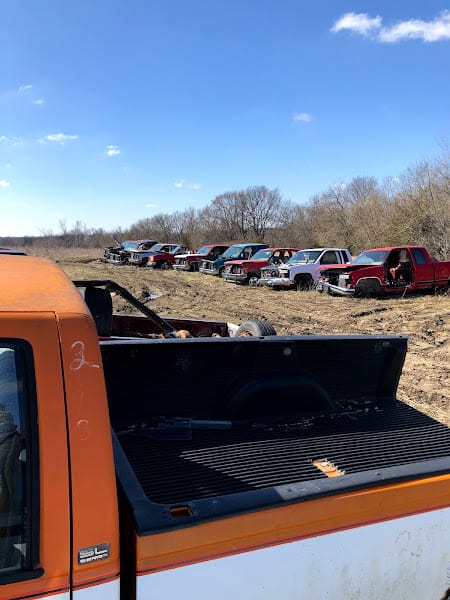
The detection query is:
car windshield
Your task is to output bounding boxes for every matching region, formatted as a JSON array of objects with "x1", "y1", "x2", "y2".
[
  {"x1": 122, "y1": 241, "x2": 140, "y2": 250},
  {"x1": 287, "y1": 251, "x2": 306, "y2": 264},
  {"x1": 354, "y1": 250, "x2": 390, "y2": 265},
  {"x1": 221, "y1": 246, "x2": 247, "y2": 259},
  {"x1": 196, "y1": 245, "x2": 211, "y2": 255},
  {"x1": 151, "y1": 244, "x2": 177, "y2": 252},
  {"x1": 251, "y1": 249, "x2": 274, "y2": 260},
  {"x1": 302, "y1": 250, "x2": 322, "y2": 264}
]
